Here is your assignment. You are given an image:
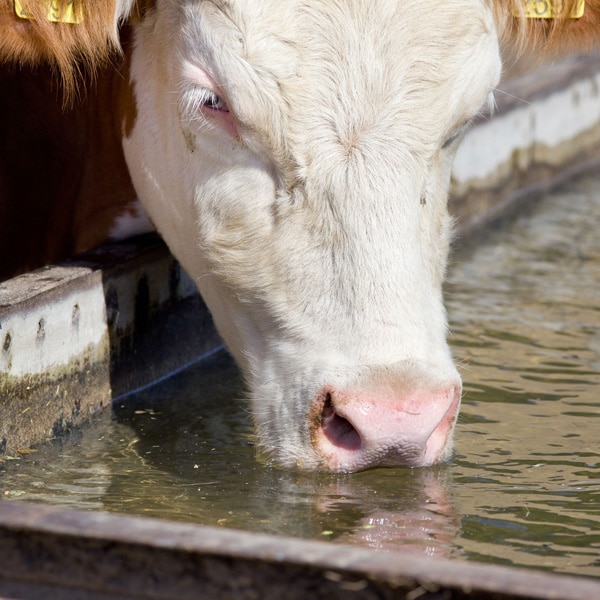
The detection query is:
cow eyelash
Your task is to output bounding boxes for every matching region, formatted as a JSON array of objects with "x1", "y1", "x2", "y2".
[
  {"x1": 181, "y1": 86, "x2": 229, "y2": 119},
  {"x1": 199, "y1": 89, "x2": 229, "y2": 112},
  {"x1": 442, "y1": 119, "x2": 473, "y2": 150},
  {"x1": 442, "y1": 131, "x2": 460, "y2": 149}
]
